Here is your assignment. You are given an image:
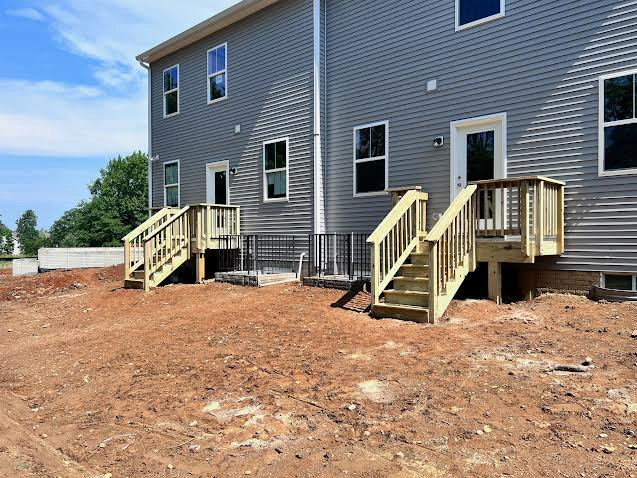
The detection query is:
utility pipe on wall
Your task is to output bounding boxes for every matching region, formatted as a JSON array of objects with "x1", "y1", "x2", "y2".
[{"x1": 139, "y1": 60, "x2": 153, "y2": 216}]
